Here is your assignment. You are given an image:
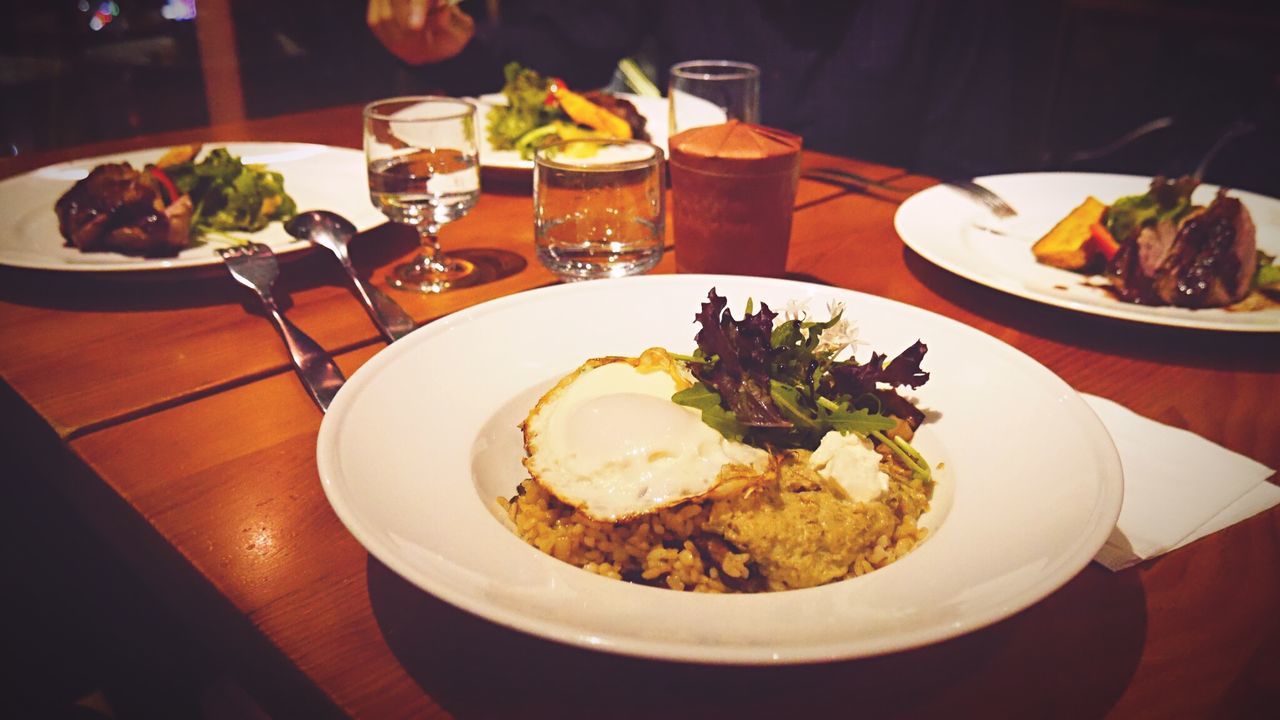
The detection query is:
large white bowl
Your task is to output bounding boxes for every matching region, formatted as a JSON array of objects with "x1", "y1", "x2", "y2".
[{"x1": 317, "y1": 275, "x2": 1123, "y2": 663}]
